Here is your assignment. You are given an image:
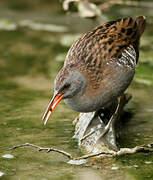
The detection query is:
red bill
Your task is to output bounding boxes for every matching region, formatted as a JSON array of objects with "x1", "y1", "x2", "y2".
[{"x1": 42, "y1": 94, "x2": 64, "y2": 125}]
